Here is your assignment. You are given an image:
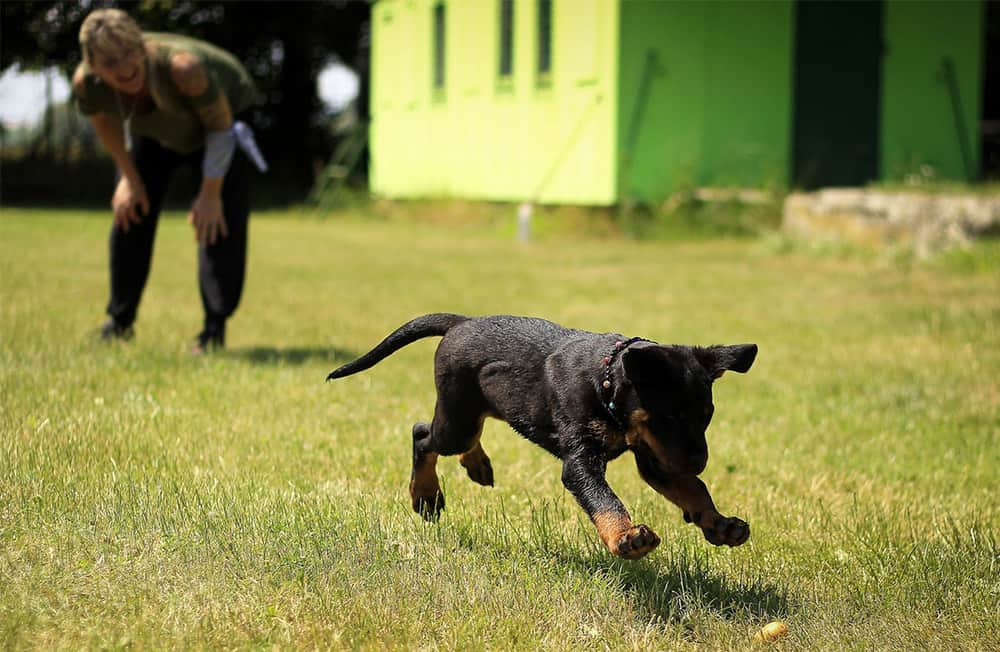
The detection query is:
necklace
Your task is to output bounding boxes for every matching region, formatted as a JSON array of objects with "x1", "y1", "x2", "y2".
[
  {"x1": 112, "y1": 48, "x2": 152, "y2": 152},
  {"x1": 599, "y1": 336, "x2": 651, "y2": 427},
  {"x1": 115, "y1": 91, "x2": 138, "y2": 152}
]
